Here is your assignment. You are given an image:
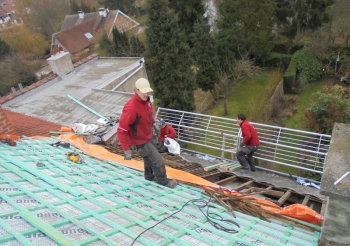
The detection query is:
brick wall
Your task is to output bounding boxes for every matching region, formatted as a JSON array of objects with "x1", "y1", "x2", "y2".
[{"x1": 0, "y1": 107, "x2": 17, "y2": 135}]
